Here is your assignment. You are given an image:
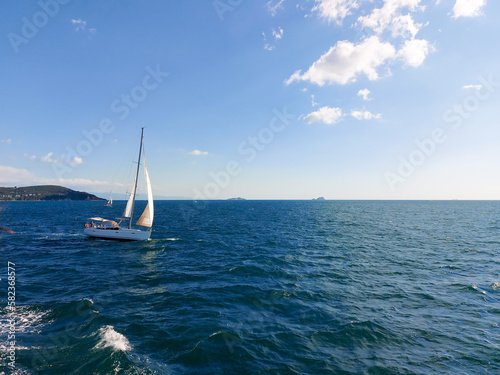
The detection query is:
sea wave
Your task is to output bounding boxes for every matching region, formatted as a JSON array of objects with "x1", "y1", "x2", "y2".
[{"x1": 94, "y1": 325, "x2": 132, "y2": 352}]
